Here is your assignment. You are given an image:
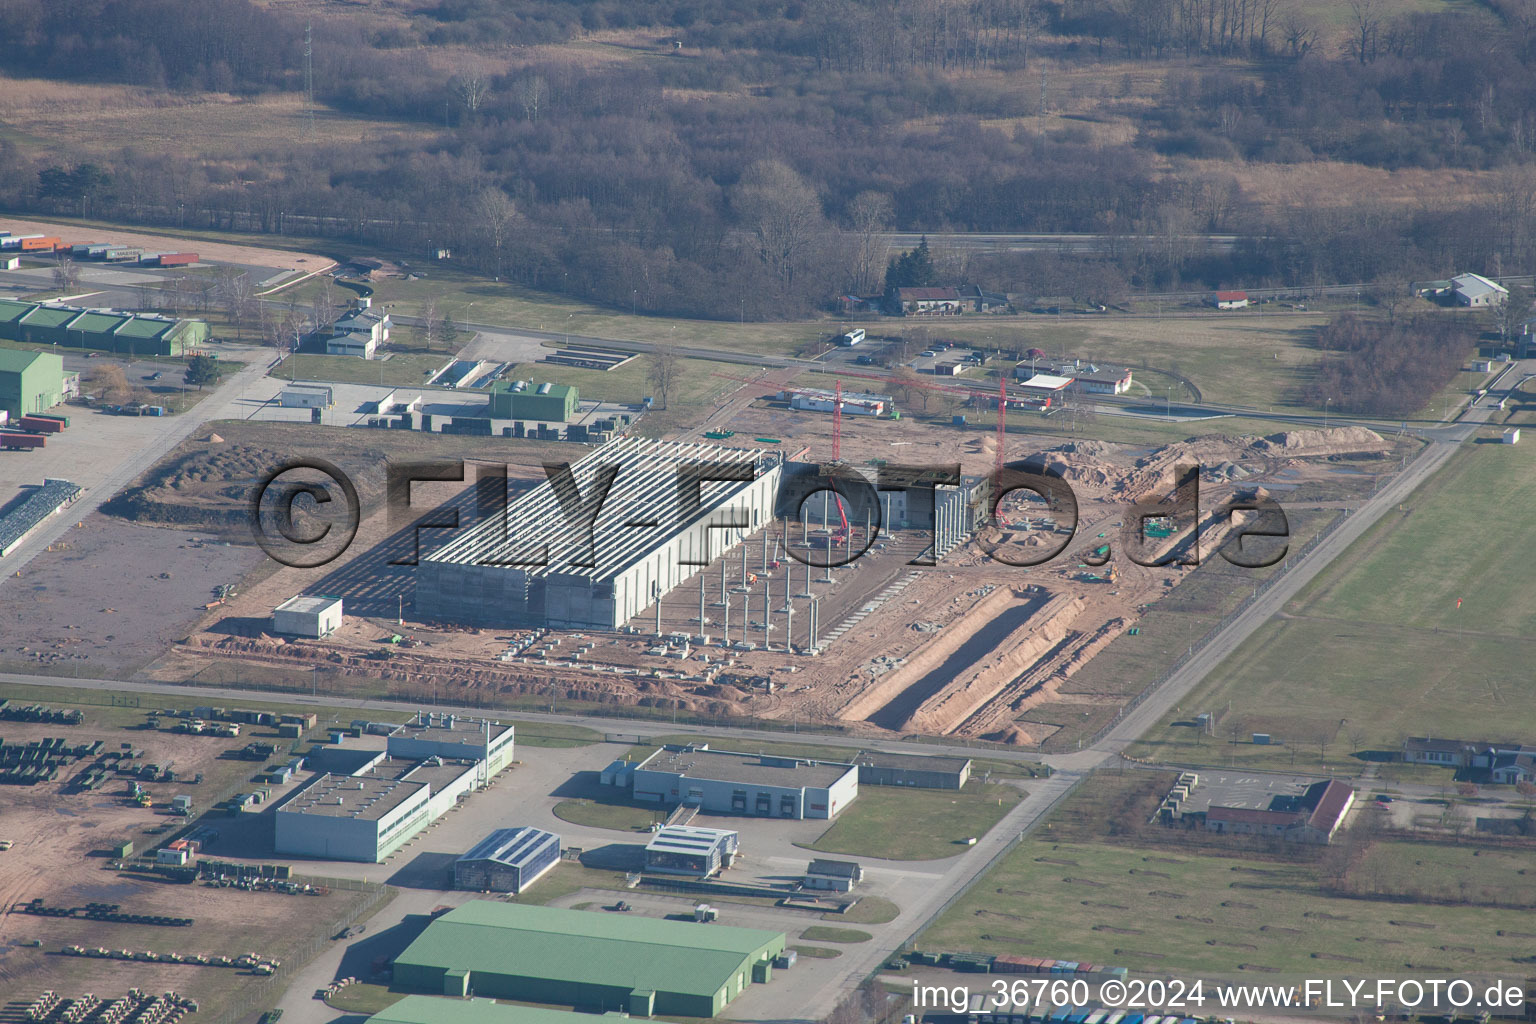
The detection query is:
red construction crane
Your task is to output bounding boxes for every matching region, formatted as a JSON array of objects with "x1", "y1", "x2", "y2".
[
  {"x1": 832, "y1": 380, "x2": 842, "y2": 462},
  {"x1": 710, "y1": 368, "x2": 1050, "y2": 470}
]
